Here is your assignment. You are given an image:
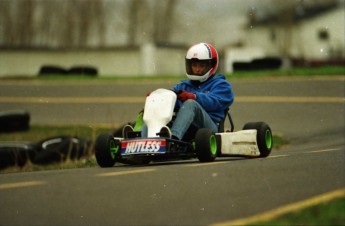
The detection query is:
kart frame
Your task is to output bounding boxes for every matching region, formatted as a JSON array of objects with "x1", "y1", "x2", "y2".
[{"x1": 95, "y1": 89, "x2": 272, "y2": 167}]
